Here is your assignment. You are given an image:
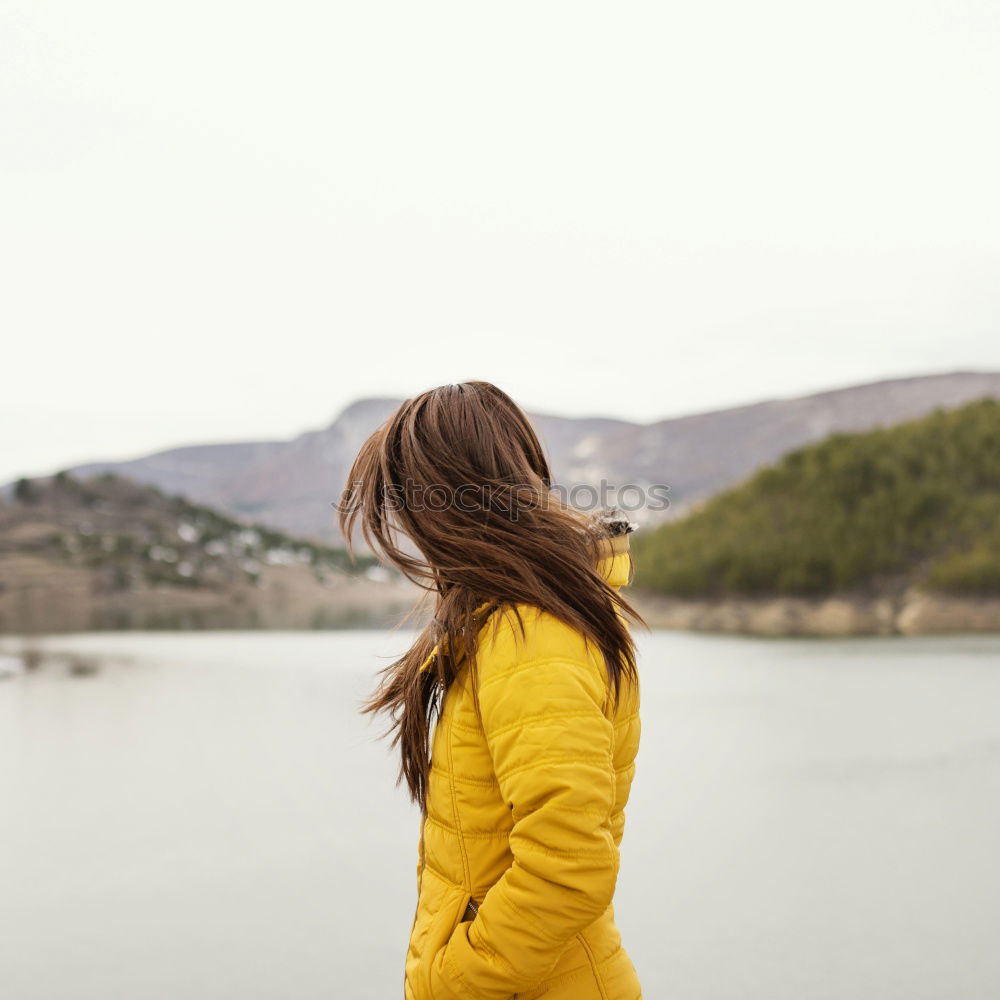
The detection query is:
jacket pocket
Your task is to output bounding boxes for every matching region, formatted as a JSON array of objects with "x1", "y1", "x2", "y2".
[{"x1": 412, "y1": 871, "x2": 471, "y2": 999}]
